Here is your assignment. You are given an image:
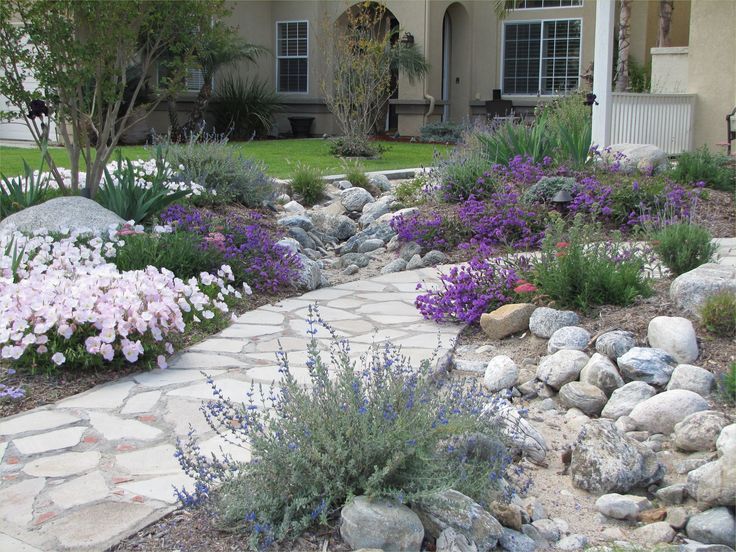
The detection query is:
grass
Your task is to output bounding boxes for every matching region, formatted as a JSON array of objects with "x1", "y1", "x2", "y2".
[{"x1": 0, "y1": 139, "x2": 449, "y2": 179}]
